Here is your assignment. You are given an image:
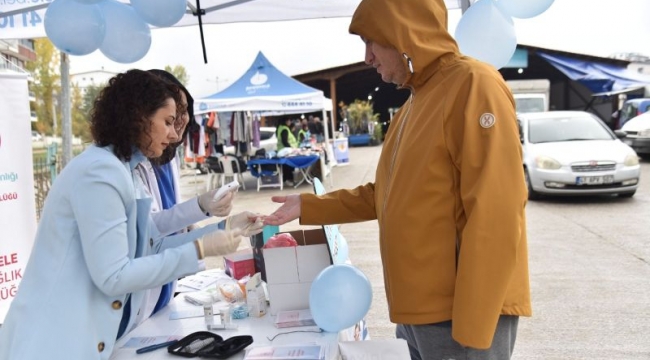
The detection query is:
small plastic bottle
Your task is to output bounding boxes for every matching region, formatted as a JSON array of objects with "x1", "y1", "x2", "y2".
[
  {"x1": 220, "y1": 304, "x2": 232, "y2": 326},
  {"x1": 203, "y1": 303, "x2": 214, "y2": 326}
]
